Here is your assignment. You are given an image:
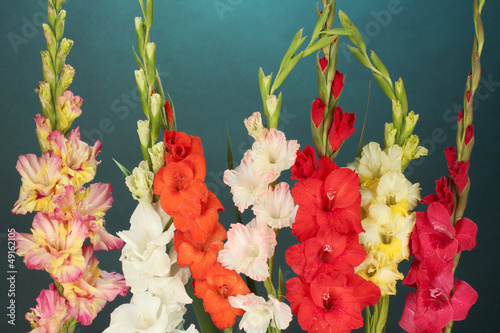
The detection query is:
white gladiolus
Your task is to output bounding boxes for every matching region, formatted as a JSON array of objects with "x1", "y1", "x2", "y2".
[
  {"x1": 148, "y1": 141, "x2": 166, "y2": 174},
  {"x1": 252, "y1": 182, "x2": 297, "y2": 229}
]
